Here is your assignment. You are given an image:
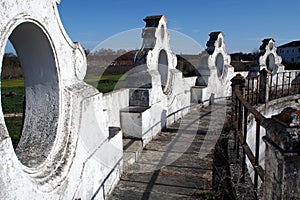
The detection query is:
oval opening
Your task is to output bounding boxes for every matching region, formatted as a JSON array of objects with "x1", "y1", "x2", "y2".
[
  {"x1": 158, "y1": 50, "x2": 168, "y2": 90},
  {"x1": 1, "y1": 22, "x2": 59, "y2": 168},
  {"x1": 215, "y1": 53, "x2": 224, "y2": 77},
  {"x1": 266, "y1": 54, "x2": 276, "y2": 72}
]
